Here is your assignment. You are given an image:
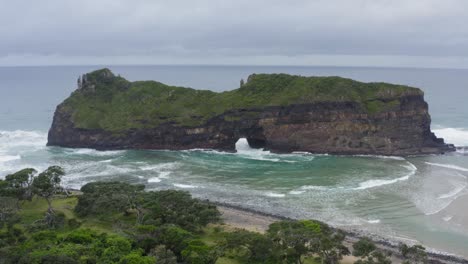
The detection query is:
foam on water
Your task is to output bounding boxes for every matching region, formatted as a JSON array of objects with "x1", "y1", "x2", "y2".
[
  {"x1": 0, "y1": 155, "x2": 21, "y2": 162},
  {"x1": 367, "y1": 219, "x2": 381, "y2": 224},
  {"x1": 148, "y1": 177, "x2": 162, "y2": 183},
  {"x1": 158, "y1": 171, "x2": 172, "y2": 178},
  {"x1": 140, "y1": 162, "x2": 180, "y2": 171},
  {"x1": 69, "y1": 148, "x2": 126, "y2": 156},
  {"x1": 425, "y1": 162, "x2": 468, "y2": 172},
  {"x1": 353, "y1": 162, "x2": 416, "y2": 190},
  {"x1": 173, "y1": 183, "x2": 199, "y2": 189},
  {"x1": 438, "y1": 182, "x2": 467, "y2": 199},
  {"x1": 289, "y1": 190, "x2": 306, "y2": 195},
  {"x1": 443, "y1": 215, "x2": 453, "y2": 222},
  {"x1": 354, "y1": 176, "x2": 410, "y2": 190},
  {"x1": 300, "y1": 185, "x2": 330, "y2": 191},
  {"x1": 353, "y1": 155, "x2": 405, "y2": 161},
  {"x1": 0, "y1": 130, "x2": 47, "y2": 149},
  {"x1": 234, "y1": 138, "x2": 313, "y2": 163},
  {"x1": 264, "y1": 192, "x2": 286, "y2": 198},
  {"x1": 433, "y1": 127, "x2": 468, "y2": 147}
]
